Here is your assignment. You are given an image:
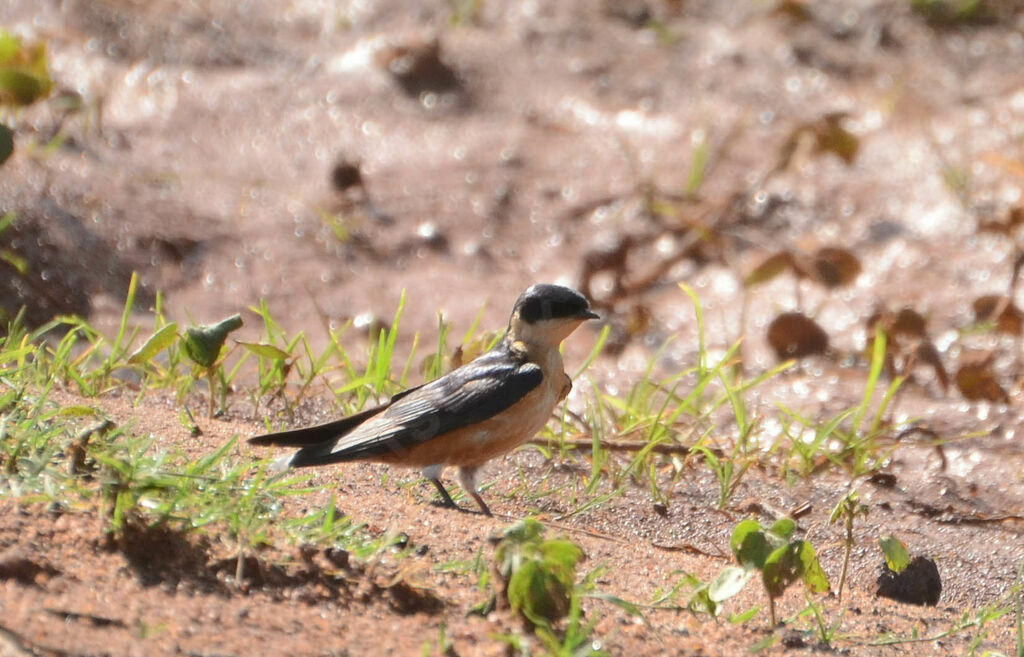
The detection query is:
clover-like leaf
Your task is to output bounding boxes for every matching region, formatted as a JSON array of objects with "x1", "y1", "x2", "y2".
[
  {"x1": 731, "y1": 519, "x2": 771, "y2": 569},
  {"x1": 768, "y1": 517, "x2": 796, "y2": 541}
]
